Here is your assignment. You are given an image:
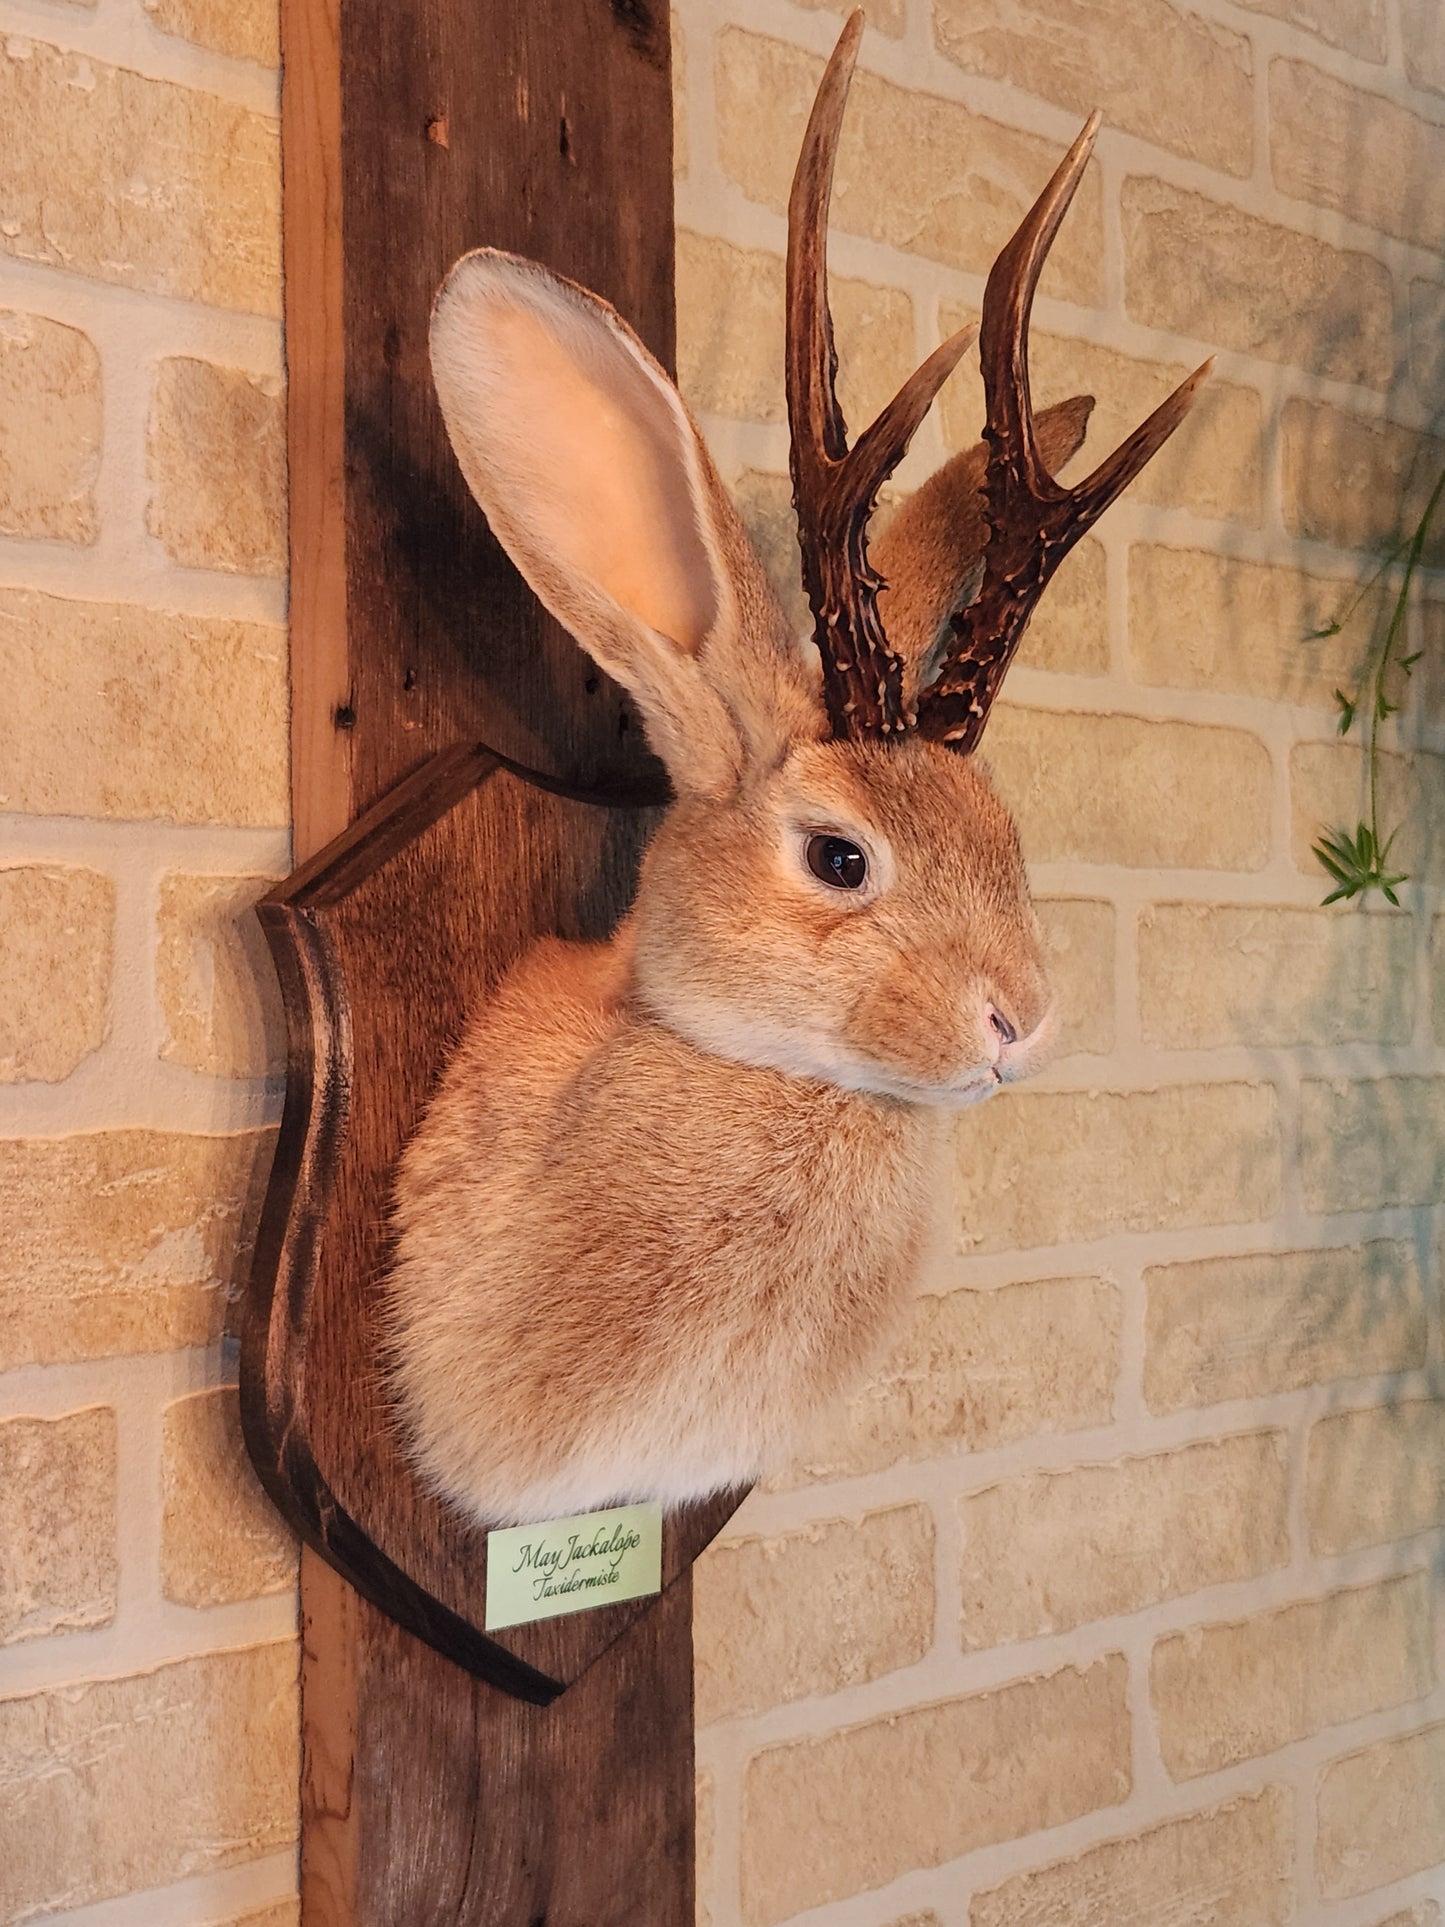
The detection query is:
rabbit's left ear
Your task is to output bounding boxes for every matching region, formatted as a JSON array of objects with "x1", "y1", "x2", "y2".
[{"x1": 431, "y1": 250, "x2": 809, "y2": 796}]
